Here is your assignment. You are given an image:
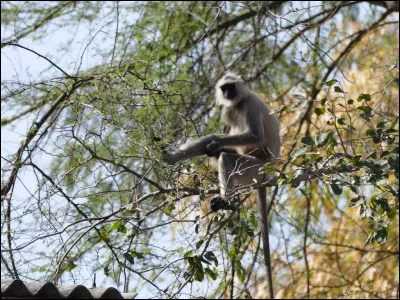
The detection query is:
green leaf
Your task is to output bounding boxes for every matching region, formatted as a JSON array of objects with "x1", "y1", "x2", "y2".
[
  {"x1": 357, "y1": 93, "x2": 371, "y2": 102},
  {"x1": 194, "y1": 269, "x2": 205, "y2": 282},
  {"x1": 99, "y1": 229, "x2": 109, "y2": 241},
  {"x1": 290, "y1": 147, "x2": 308, "y2": 159},
  {"x1": 269, "y1": 105, "x2": 288, "y2": 114},
  {"x1": 205, "y1": 268, "x2": 217, "y2": 280},
  {"x1": 264, "y1": 165, "x2": 275, "y2": 172},
  {"x1": 301, "y1": 135, "x2": 315, "y2": 147},
  {"x1": 277, "y1": 177, "x2": 287, "y2": 186},
  {"x1": 65, "y1": 262, "x2": 77, "y2": 272},
  {"x1": 366, "y1": 129, "x2": 376, "y2": 137},
  {"x1": 315, "y1": 132, "x2": 330, "y2": 147},
  {"x1": 110, "y1": 220, "x2": 122, "y2": 231},
  {"x1": 228, "y1": 246, "x2": 238, "y2": 260},
  {"x1": 164, "y1": 202, "x2": 176, "y2": 215},
  {"x1": 184, "y1": 250, "x2": 193, "y2": 258},
  {"x1": 104, "y1": 265, "x2": 110, "y2": 276},
  {"x1": 330, "y1": 183, "x2": 343, "y2": 195},
  {"x1": 385, "y1": 128, "x2": 397, "y2": 134},
  {"x1": 350, "y1": 185, "x2": 359, "y2": 194},
  {"x1": 323, "y1": 79, "x2": 338, "y2": 86},
  {"x1": 375, "y1": 228, "x2": 388, "y2": 244},
  {"x1": 118, "y1": 224, "x2": 127, "y2": 234},
  {"x1": 204, "y1": 251, "x2": 218, "y2": 266},
  {"x1": 358, "y1": 106, "x2": 374, "y2": 121},
  {"x1": 334, "y1": 86, "x2": 346, "y2": 93},
  {"x1": 123, "y1": 252, "x2": 135, "y2": 264},
  {"x1": 241, "y1": 221, "x2": 255, "y2": 237},
  {"x1": 187, "y1": 257, "x2": 195, "y2": 268},
  {"x1": 377, "y1": 121, "x2": 388, "y2": 128},
  {"x1": 132, "y1": 251, "x2": 144, "y2": 259},
  {"x1": 348, "y1": 197, "x2": 364, "y2": 207},
  {"x1": 235, "y1": 260, "x2": 245, "y2": 283},
  {"x1": 372, "y1": 197, "x2": 390, "y2": 214},
  {"x1": 196, "y1": 239, "x2": 204, "y2": 249},
  {"x1": 314, "y1": 107, "x2": 326, "y2": 116}
]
